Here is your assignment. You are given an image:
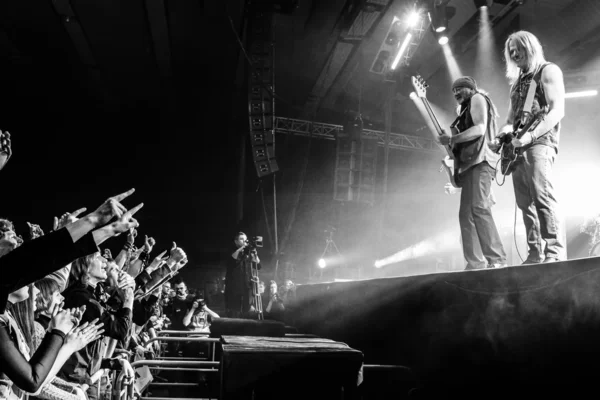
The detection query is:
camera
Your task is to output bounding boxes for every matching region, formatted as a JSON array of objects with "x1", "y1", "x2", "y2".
[
  {"x1": 243, "y1": 235, "x2": 263, "y2": 256},
  {"x1": 245, "y1": 236, "x2": 263, "y2": 248}
]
